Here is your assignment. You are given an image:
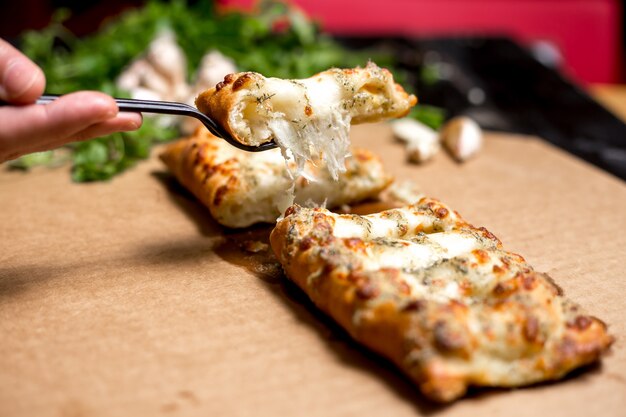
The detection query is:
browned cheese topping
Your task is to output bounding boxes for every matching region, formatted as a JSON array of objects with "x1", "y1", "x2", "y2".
[{"x1": 270, "y1": 198, "x2": 613, "y2": 402}]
